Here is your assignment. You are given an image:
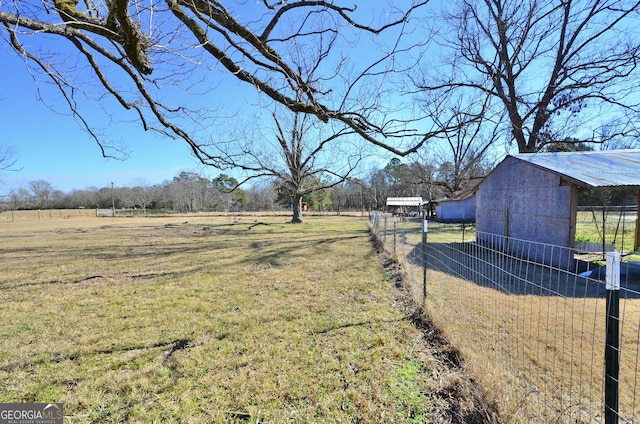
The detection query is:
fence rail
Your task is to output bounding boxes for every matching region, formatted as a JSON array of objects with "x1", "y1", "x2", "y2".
[{"x1": 370, "y1": 212, "x2": 640, "y2": 423}]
